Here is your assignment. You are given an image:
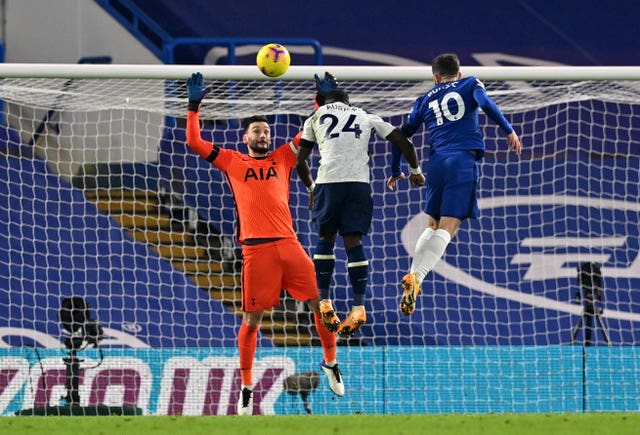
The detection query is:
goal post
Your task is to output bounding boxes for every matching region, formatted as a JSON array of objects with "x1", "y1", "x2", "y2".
[
  {"x1": 1, "y1": 63, "x2": 640, "y2": 80},
  {"x1": 0, "y1": 64, "x2": 639, "y2": 415}
]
